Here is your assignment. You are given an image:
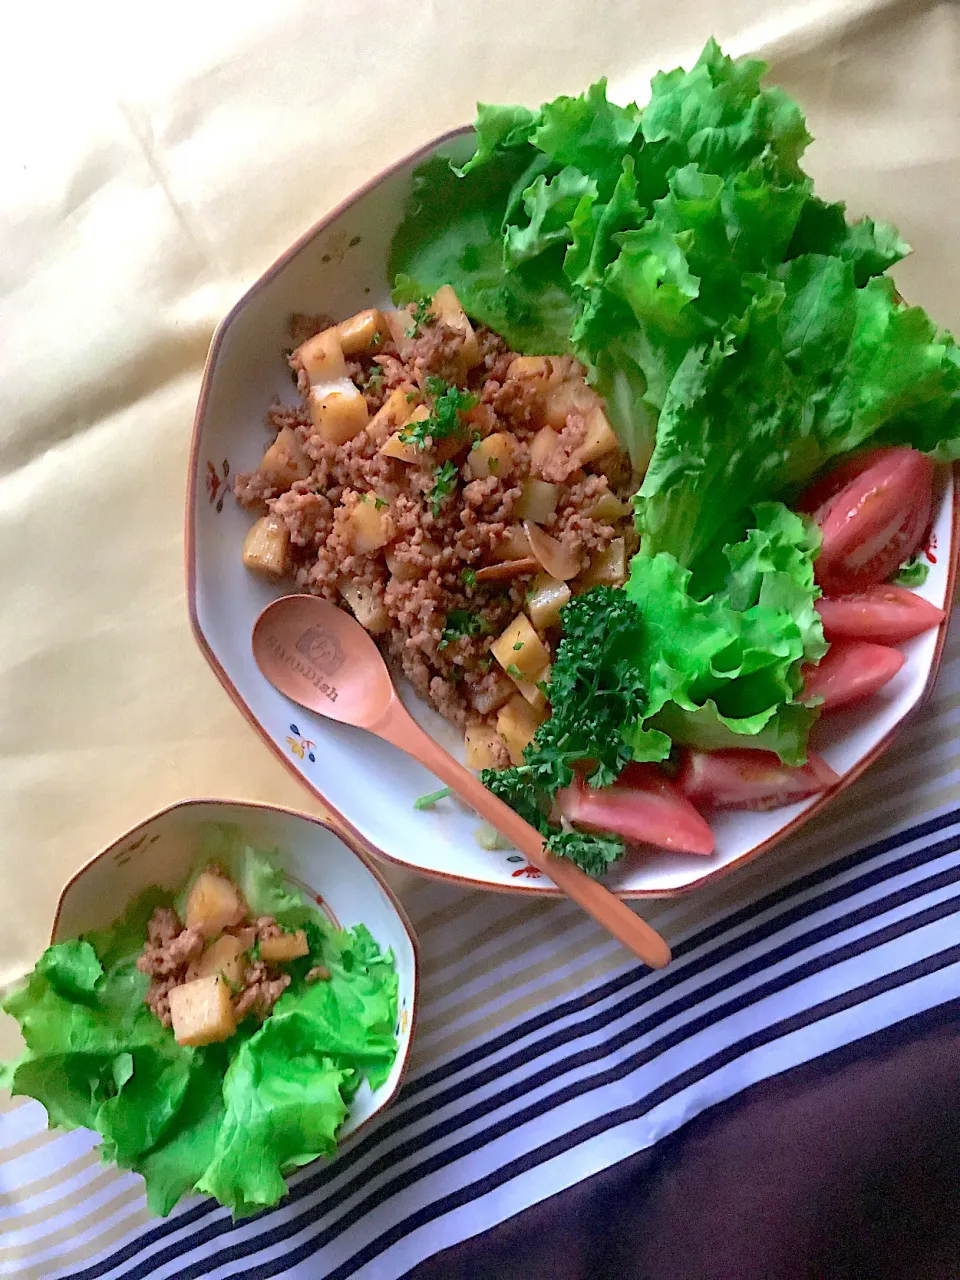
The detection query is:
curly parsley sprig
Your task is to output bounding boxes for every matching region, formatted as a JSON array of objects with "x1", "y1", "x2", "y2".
[{"x1": 481, "y1": 587, "x2": 656, "y2": 878}]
